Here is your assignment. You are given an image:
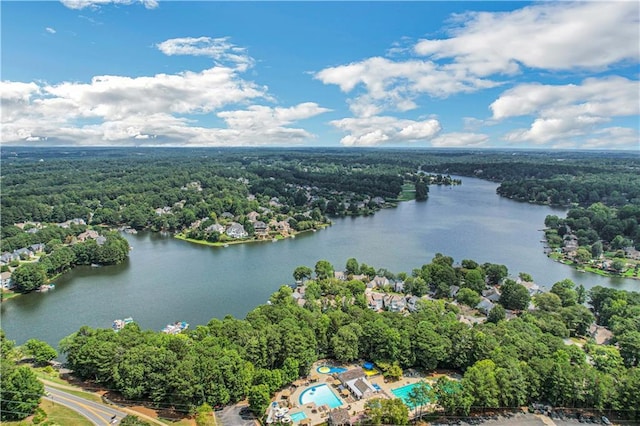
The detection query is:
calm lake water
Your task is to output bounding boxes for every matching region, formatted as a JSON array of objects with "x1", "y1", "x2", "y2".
[{"x1": 2, "y1": 176, "x2": 636, "y2": 347}]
